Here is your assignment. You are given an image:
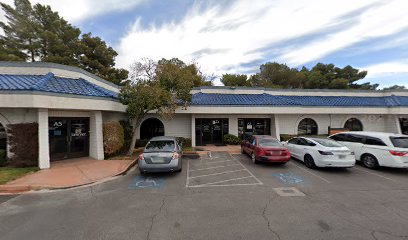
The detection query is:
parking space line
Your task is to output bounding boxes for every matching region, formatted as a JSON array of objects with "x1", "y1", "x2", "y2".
[
  {"x1": 353, "y1": 166, "x2": 399, "y2": 183},
  {"x1": 189, "y1": 164, "x2": 241, "y2": 172},
  {"x1": 193, "y1": 160, "x2": 235, "y2": 165},
  {"x1": 189, "y1": 183, "x2": 262, "y2": 188},
  {"x1": 189, "y1": 169, "x2": 246, "y2": 179},
  {"x1": 288, "y1": 161, "x2": 331, "y2": 183},
  {"x1": 191, "y1": 176, "x2": 254, "y2": 187},
  {"x1": 229, "y1": 153, "x2": 263, "y2": 185},
  {"x1": 185, "y1": 157, "x2": 190, "y2": 188}
]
